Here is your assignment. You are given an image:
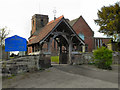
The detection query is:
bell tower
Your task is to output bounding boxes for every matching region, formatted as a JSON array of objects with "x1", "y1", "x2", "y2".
[{"x1": 31, "y1": 14, "x2": 49, "y2": 35}]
